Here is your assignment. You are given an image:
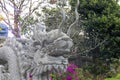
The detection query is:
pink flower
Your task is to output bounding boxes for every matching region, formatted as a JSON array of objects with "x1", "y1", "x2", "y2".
[
  {"x1": 70, "y1": 64, "x2": 78, "y2": 69},
  {"x1": 75, "y1": 78, "x2": 79, "y2": 80},
  {"x1": 67, "y1": 66, "x2": 74, "y2": 73},
  {"x1": 66, "y1": 75, "x2": 72, "y2": 80},
  {"x1": 50, "y1": 77, "x2": 52, "y2": 80},
  {"x1": 67, "y1": 64, "x2": 78, "y2": 73}
]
